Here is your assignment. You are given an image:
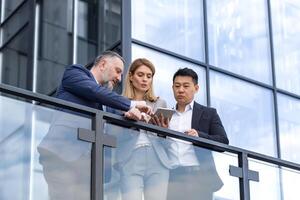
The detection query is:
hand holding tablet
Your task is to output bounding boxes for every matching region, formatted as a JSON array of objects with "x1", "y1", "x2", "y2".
[{"x1": 154, "y1": 107, "x2": 175, "y2": 120}]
